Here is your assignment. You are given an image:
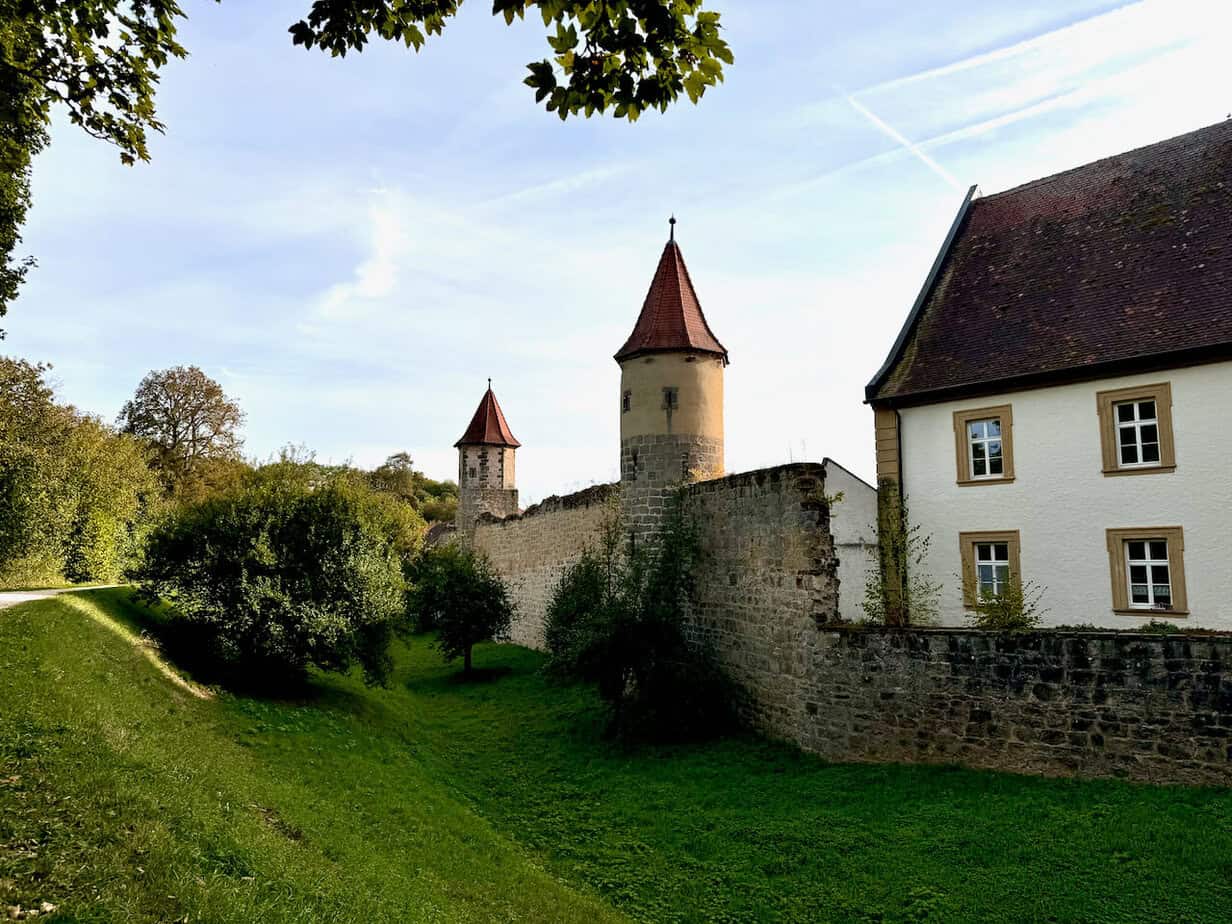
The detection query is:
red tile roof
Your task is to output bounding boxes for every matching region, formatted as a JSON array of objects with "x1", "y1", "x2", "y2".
[
  {"x1": 615, "y1": 238, "x2": 728, "y2": 363},
  {"x1": 869, "y1": 119, "x2": 1232, "y2": 404},
  {"x1": 454, "y1": 387, "x2": 520, "y2": 448}
]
